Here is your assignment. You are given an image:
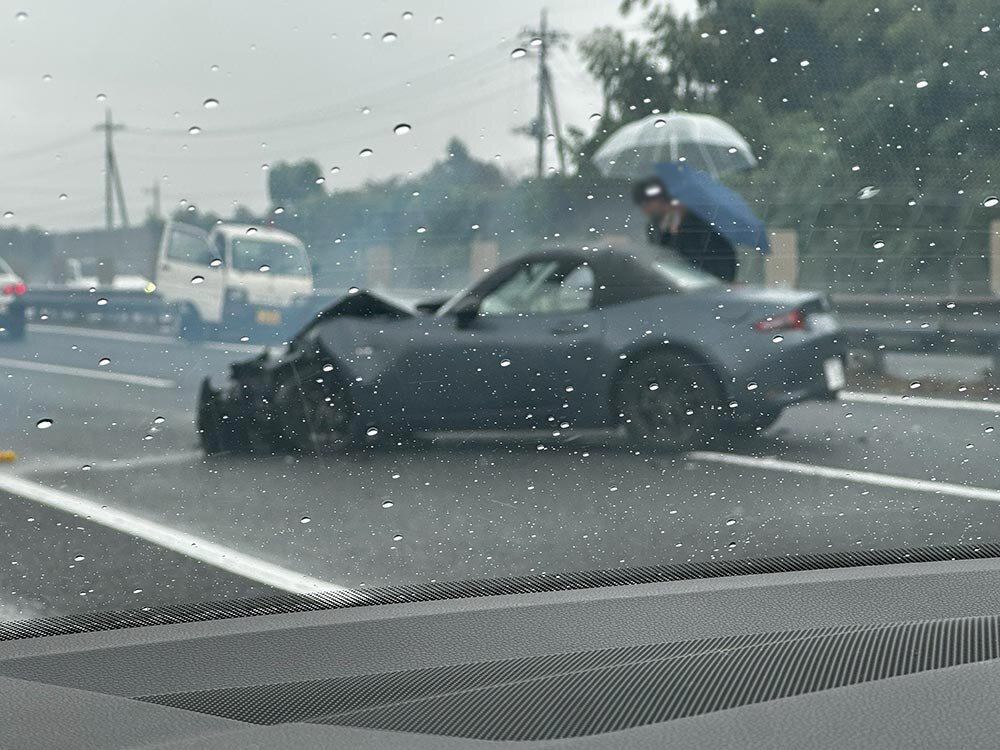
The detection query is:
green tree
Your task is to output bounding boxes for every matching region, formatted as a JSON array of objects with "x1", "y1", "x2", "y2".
[{"x1": 267, "y1": 160, "x2": 325, "y2": 208}]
